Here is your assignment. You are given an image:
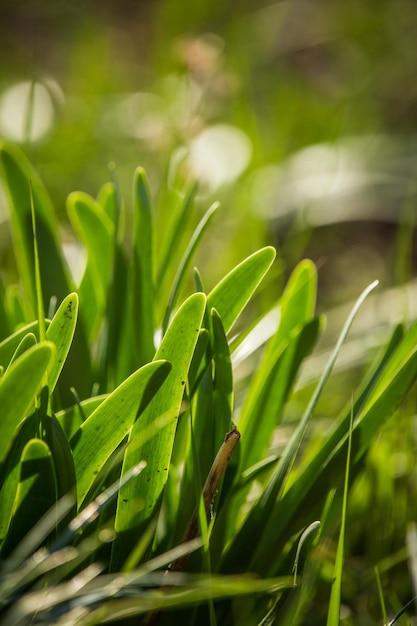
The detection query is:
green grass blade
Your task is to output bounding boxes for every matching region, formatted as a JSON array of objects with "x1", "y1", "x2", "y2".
[
  {"x1": 132, "y1": 167, "x2": 155, "y2": 365},
  {"x1": 66, "y1": 191, "x2": 114, "y2": 340},
  {"x1": 0, "y1": 439, "x2": 56, "y2": 558},
  {"x1": 239, "y1": 317, "x2": 321, "y2": 473},
  {"x1": 157, "y1": 180, "x2": 198, "y2": 290},
  {"x1": 111, "y1": 292, "x2": 206, "y2": 571},
  {"x1": 29, "y1": 181, "x2": 46, "y2": 343},
  {"x1": 42, "y1": 414, "x2": 77, "y2": 508},
  {"x1": 206, "y1": 246, "x2": 276, "y2": 336},
  {"x1": 0, "y1": 342, "x2": 55, "y2": 464},
  {"x1": 4, "y1": 333, "x2": 37, "y2": 374},
  {"x1": 162, "y1": 202, "x2": 219, "y2": 334},
  {"x1": 170, "y1": 307, "x2": 234, "y2": 549},
  {"x1": 45, "y1": 293, "x2": 78, "y2": 395},
  {"x1": 97, "y1": 180, "x2": 118, "y2": 226},
  {"x1": 238, "y1": 259, "x2": 317, "y2": 470},
  {"x1": 326, "y1": 412, "x2": 353, "y2": 626},
  {"x1": 99, "y1": 241, "x2": 134, "y2": 390},
  {"x1": 211, "y1": 308, "x2": 234, "y2": 456},
  {"x1": 0, "y1": 321, "x2": 50, "y2": 371},
  {"x1": 0, "y1": 411, "x2": 40, "y2": 549},
  {"x1": 0, "y1": 141, "x2": 72, "y2": 317},
  {"x1": 71, "y1": 359, "x2": 171, "y2": 507}
]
